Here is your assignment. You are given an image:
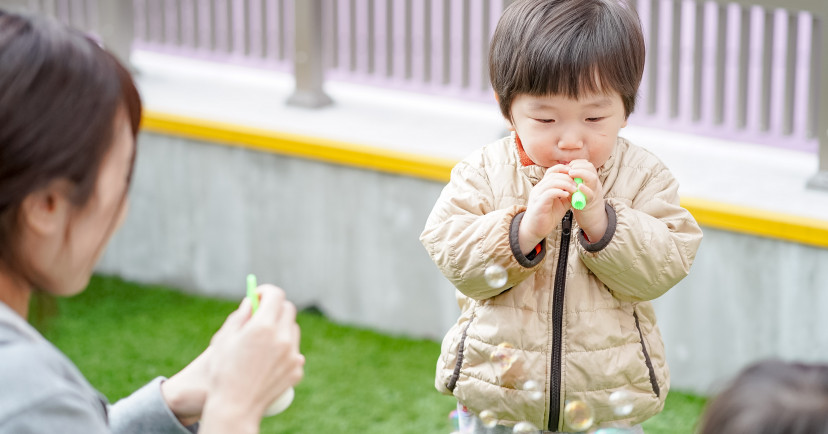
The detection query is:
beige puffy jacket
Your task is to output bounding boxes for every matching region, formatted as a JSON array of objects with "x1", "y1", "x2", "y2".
[{"x1": 420, "y1": 135, "x2": 703, "y2": 431}]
